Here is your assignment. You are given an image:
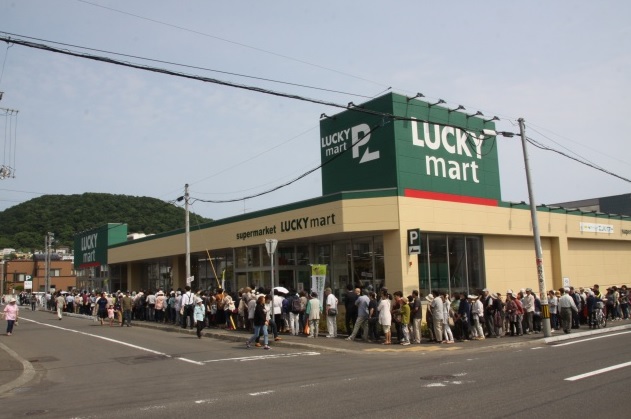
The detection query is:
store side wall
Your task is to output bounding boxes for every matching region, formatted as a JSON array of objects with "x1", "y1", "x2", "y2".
[
  {"x1": 484, "y1": 235, "x2": 555, "y2": 295},
  {"x1": 565, "y1": 239, "x2": 631, "y2": 288}
]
